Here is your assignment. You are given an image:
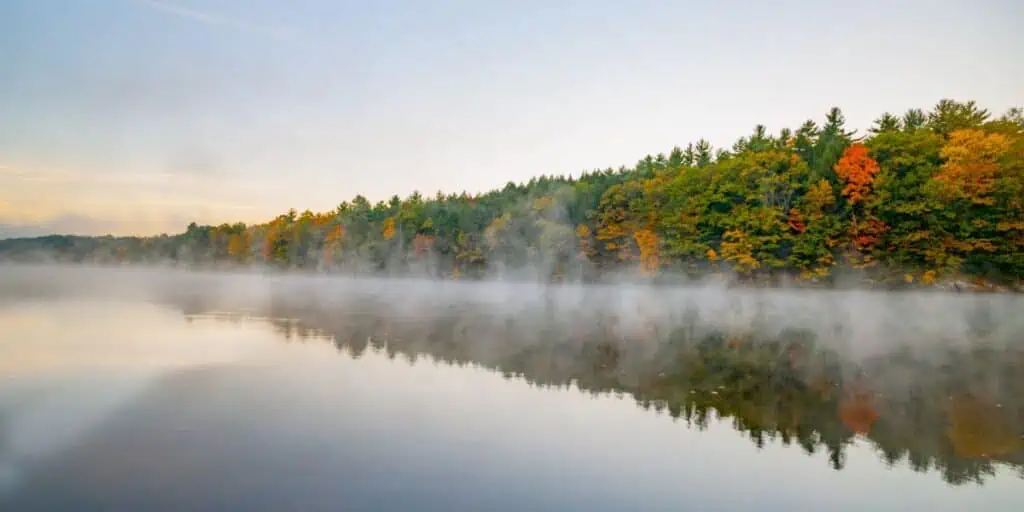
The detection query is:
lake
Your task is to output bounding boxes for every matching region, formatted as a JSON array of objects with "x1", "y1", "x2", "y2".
[{"x1": 1, "y1": 265, "x2": 1022, "y2": 511}]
